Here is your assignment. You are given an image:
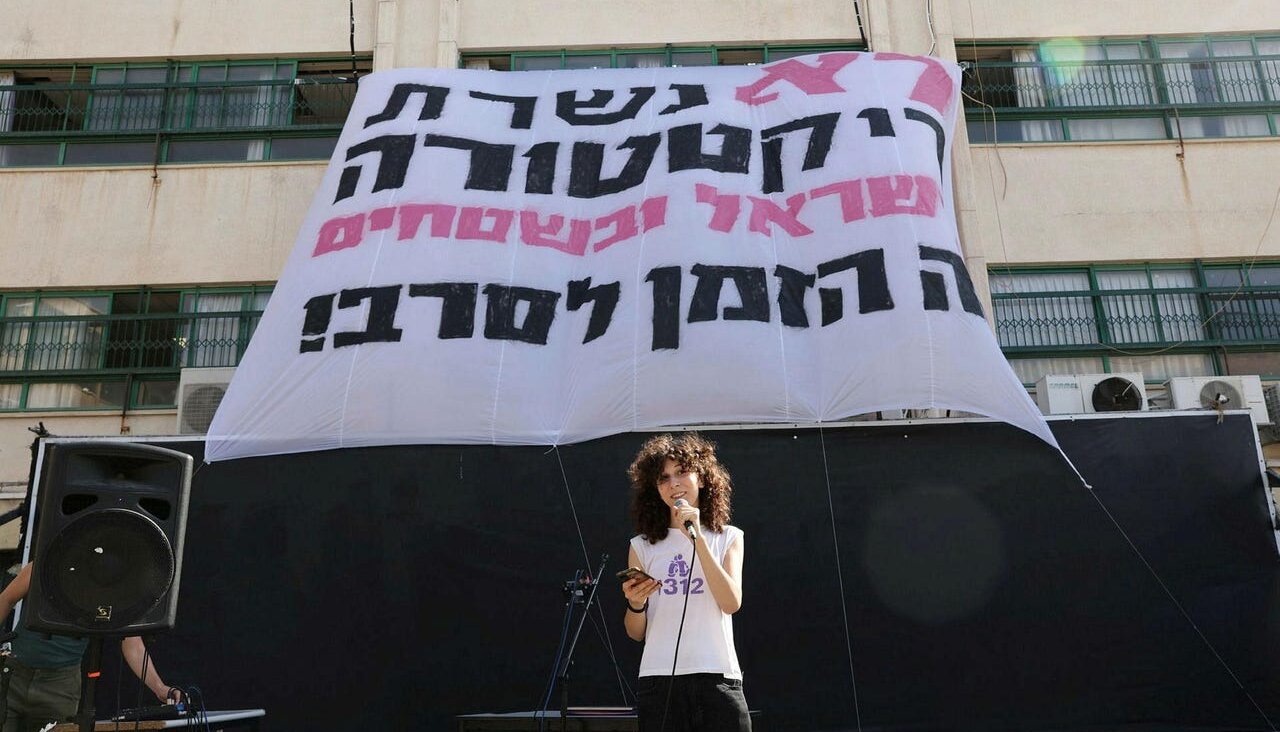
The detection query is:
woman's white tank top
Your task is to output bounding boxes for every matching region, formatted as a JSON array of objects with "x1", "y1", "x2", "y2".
[{"x1": 631, "y1": 525, "x2": 743, "y2": 679}]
